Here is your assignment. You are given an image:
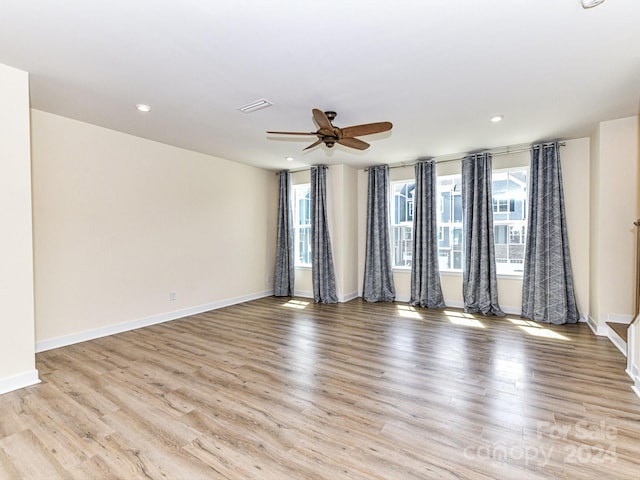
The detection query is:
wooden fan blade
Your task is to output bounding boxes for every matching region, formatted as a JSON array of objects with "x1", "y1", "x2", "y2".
[
  {"x1": 303, "y1": 139, "x2": 323, "y2": 150},
  {"x1": 312, "y1": 108, "x2": 334, "y2": 133},
  {"x1": 341, "y1": 122, "x2": 393, "y2": 138},
  {"x1": 338, "y1": 137, "x2": 370, "y2": 150},
  {"x1": 266, "y1": 131, "x2": 316, "y2": 136}
]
